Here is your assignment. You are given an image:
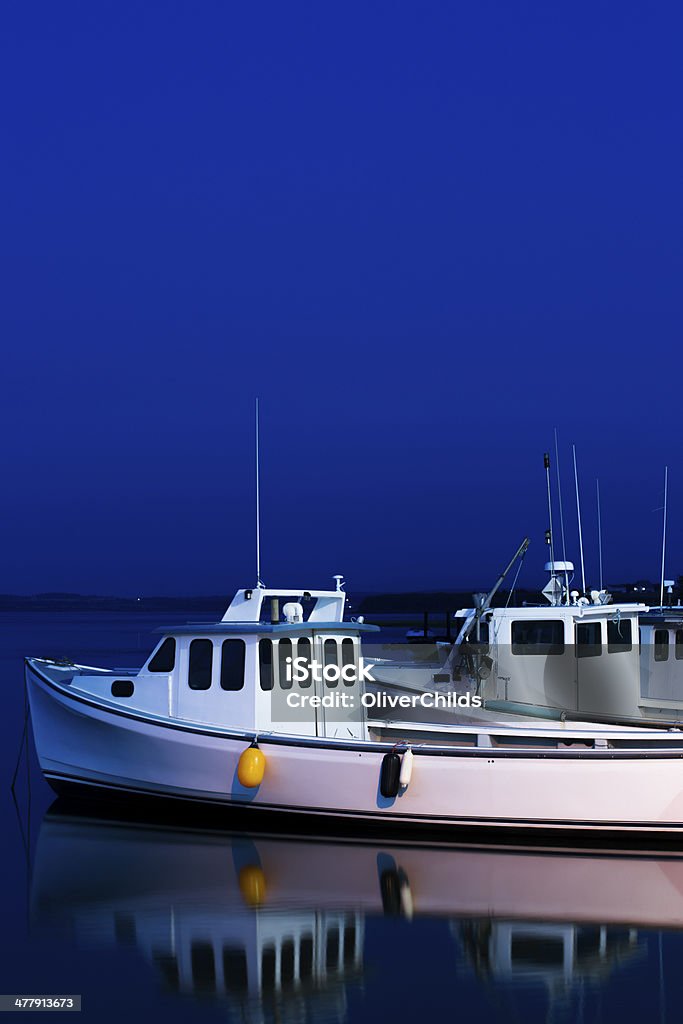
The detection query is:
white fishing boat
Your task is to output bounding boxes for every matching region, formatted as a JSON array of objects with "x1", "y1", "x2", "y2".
[
  {"x1": 372, "y1": 455, "x2": 683, "y2": 727},
  {"x1": 23, "y1": 575, "x2": 683, "y2": 841},
  {"x1": 371, "y1": 558, "x2": 683, "y2": 726}
]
